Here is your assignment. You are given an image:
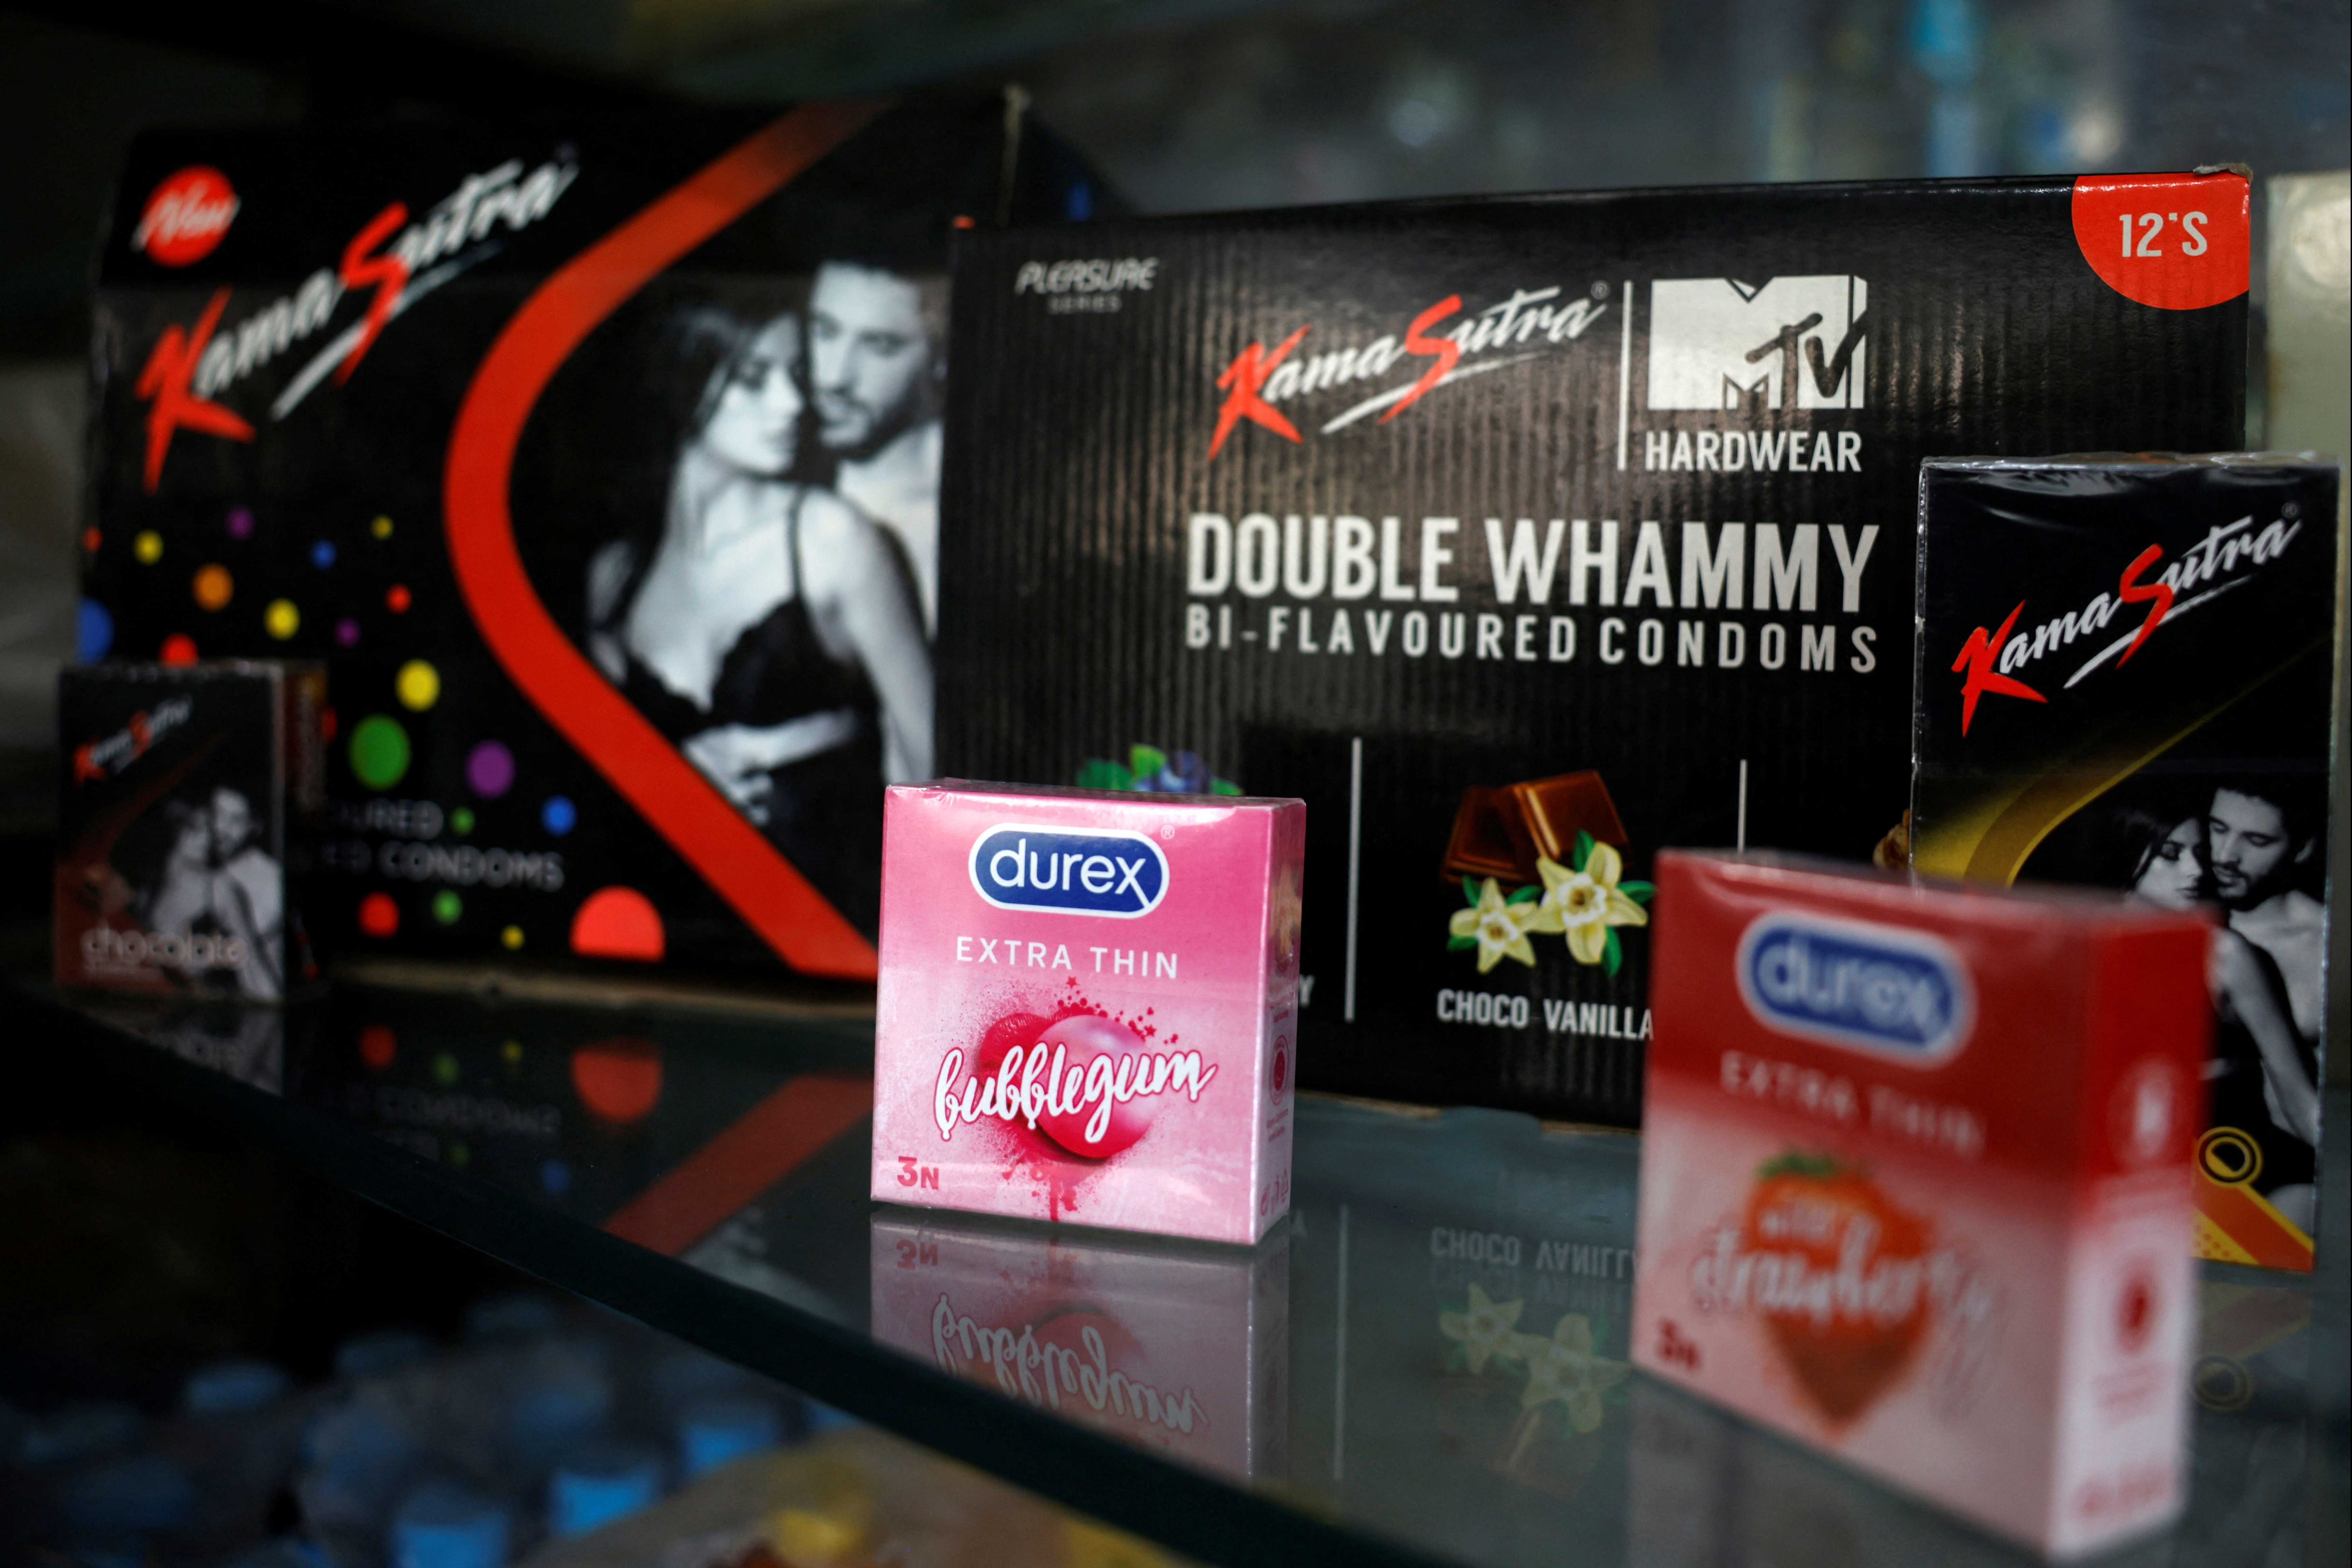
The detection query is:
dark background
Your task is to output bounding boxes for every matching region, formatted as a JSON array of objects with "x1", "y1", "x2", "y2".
[{"x1": 0, "y1": 3, "x2": 2340, "y2": 1549}]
